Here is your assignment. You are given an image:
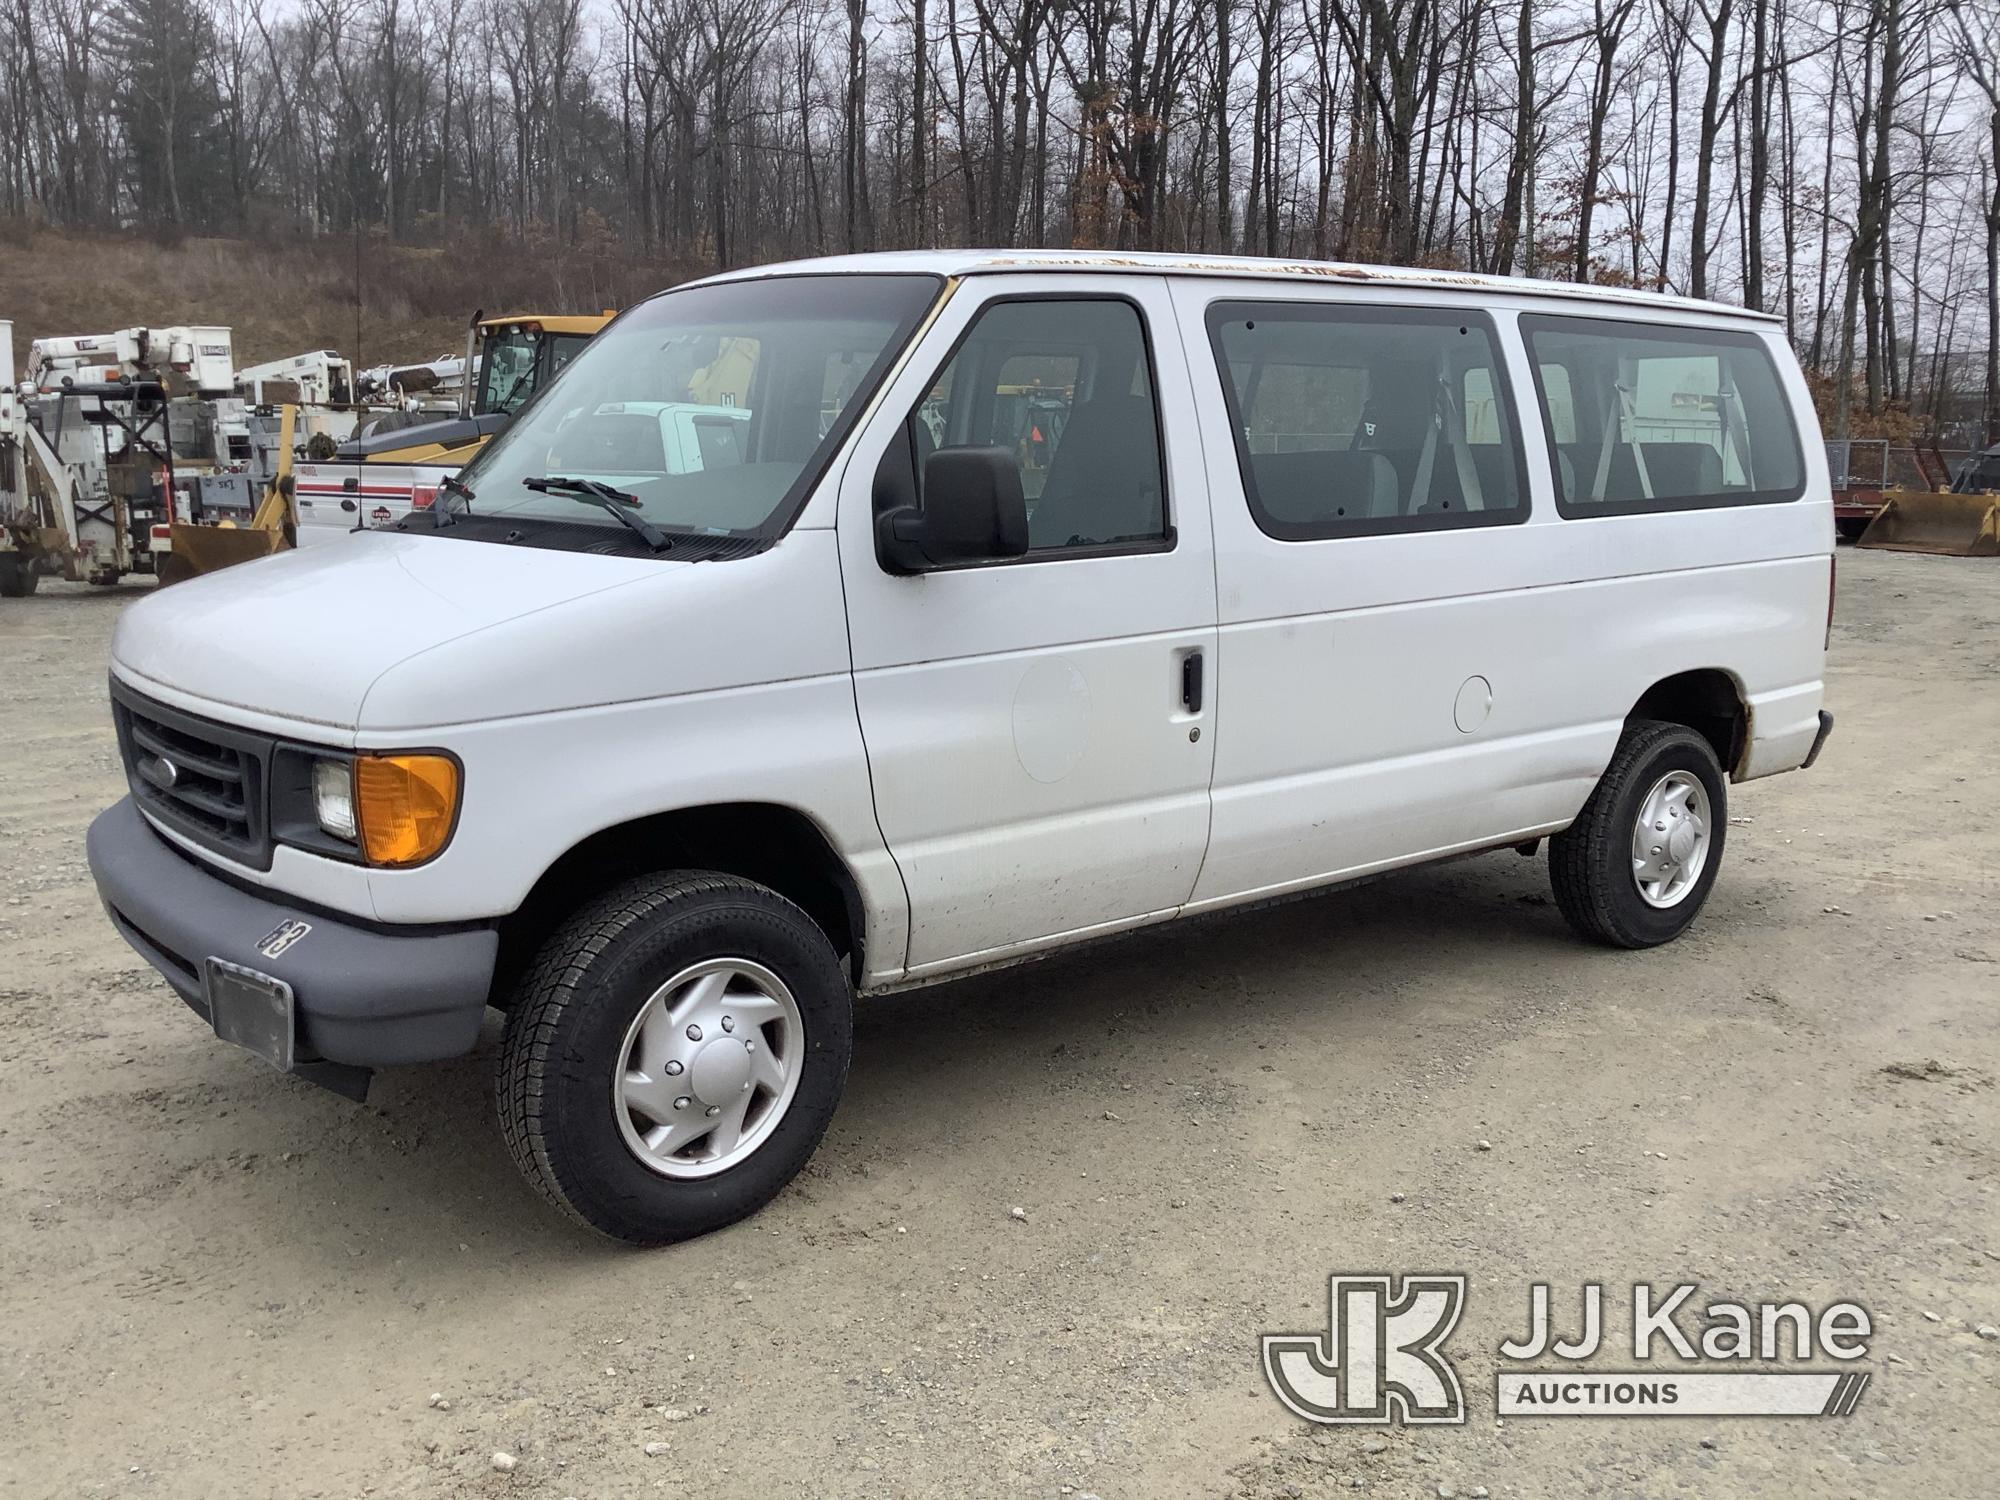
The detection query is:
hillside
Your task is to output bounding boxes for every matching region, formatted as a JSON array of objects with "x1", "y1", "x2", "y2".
[
  {"x1": 0, "y1": 220, "x2": 1949, "y2": 447},
  {"x1": 0, "y1": 221, "x2": 700, "y2": 376}
]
